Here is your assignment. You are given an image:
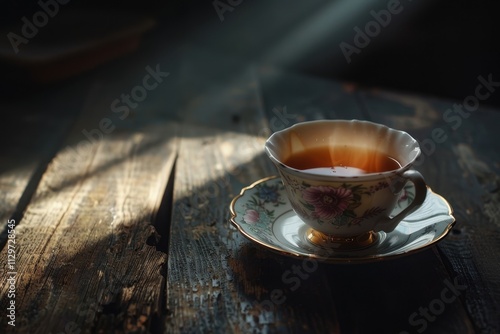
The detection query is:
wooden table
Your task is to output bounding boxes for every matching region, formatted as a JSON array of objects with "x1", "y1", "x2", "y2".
[{"x1": 1, "y1": 44, "x2": 499, "y2": 333}]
